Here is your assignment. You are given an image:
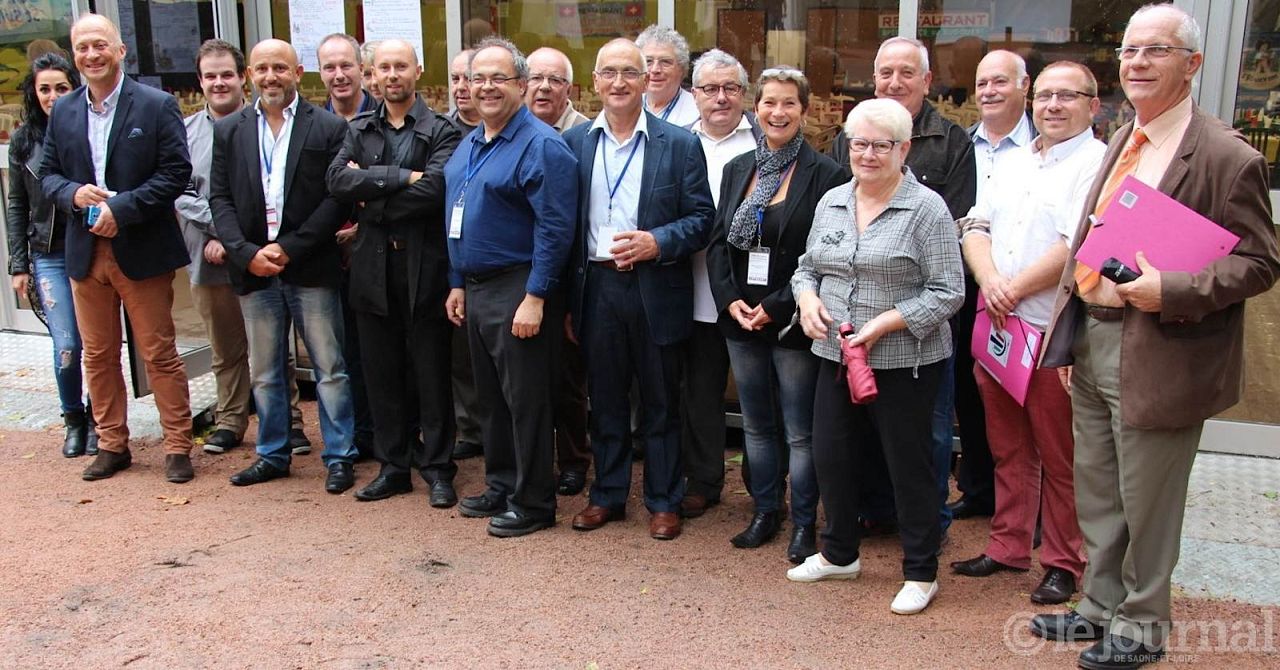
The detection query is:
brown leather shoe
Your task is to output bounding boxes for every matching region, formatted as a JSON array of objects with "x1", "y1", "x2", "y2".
[
  {"x1": 649, "y1": 512, "x2": 682, "y2": 540},
  {"x1": 572, "y1": 504, "x2": 625, "y2": 531},
  {"x1": 82, "y1": 449, "x2": 132, "y2": 481},
  {"x1": 680, "y1": 494, "x2": 719, "y2": 518},
  {"x1": 164, "y1": 454, "x2": 195, "y2": 483}
]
